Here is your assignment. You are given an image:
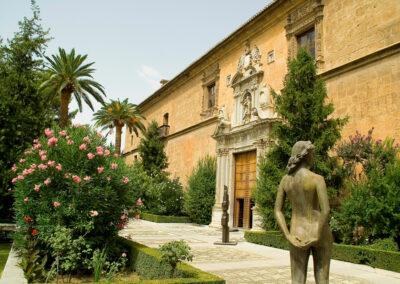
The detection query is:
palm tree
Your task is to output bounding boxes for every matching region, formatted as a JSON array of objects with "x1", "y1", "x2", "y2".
[
  {"x1": 41, "y1": 48, "x2": 106, "y2": 127},
  {"x1": 93, "y1": 99, "x2": 146, "y2": 155}
]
